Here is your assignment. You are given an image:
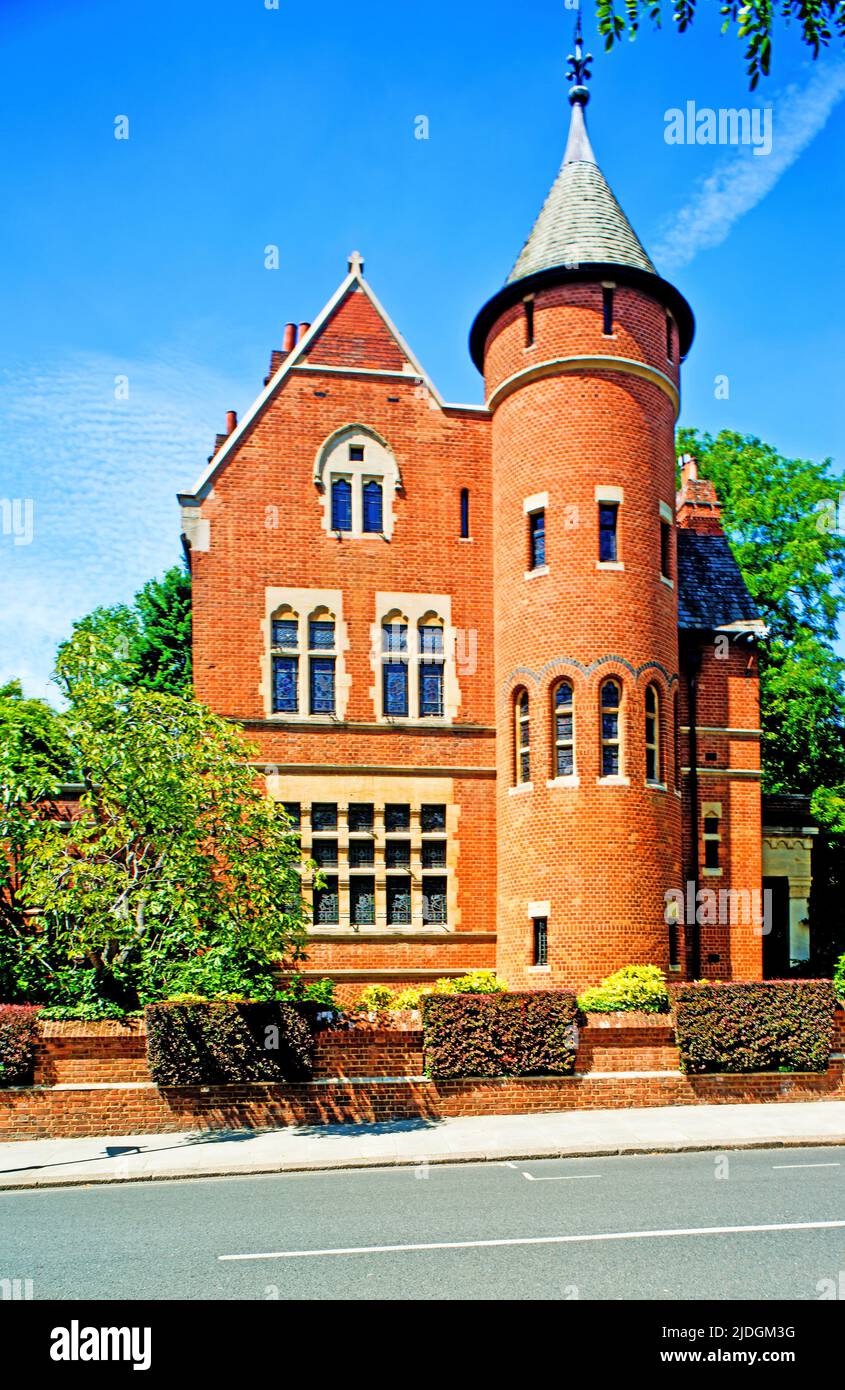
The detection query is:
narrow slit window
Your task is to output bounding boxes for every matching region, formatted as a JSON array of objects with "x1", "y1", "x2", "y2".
[
  {"x1": 460, "y1": 488, "x2": 470, "y2": 539},
  {"x1": 515, "y1": 690, "x2": 530, "y2": 785},
  {"x1": 532, "y1": 917, "x2": 548, "y2": 967},
  {"x1": 600, "y1": 679, "x2": 622, "y2": 778},
  {"x1": 602, "y1": 286, "x2": 614, "y2": 336},
  {"x1": 529, "y1": 510, "x2": 546, "y2": 570},
  {"x1": 645, "y1": 684, "x2": 661, "y2": 784},
  {"x1": 553, "y1": 680, "x2": 575, "y2": 778},
  {"x1": 666, "y1": 314, "x2": 674, "y2": 362},
  {"x1": 660, "y1": 519, "x2": 672, "y2": 580},
  {"x1": 703, "y1": 815, "x2": 721, "y2": 870},
  {"x1": 524, "y1": 297, "x2": 535, "y2": 347},
  {"x1": 673, "y1": 692, "x2": 681, "y2": 789},
  {"x1": 599, "y1": 503, "x2": 618, "y2": 563}
]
